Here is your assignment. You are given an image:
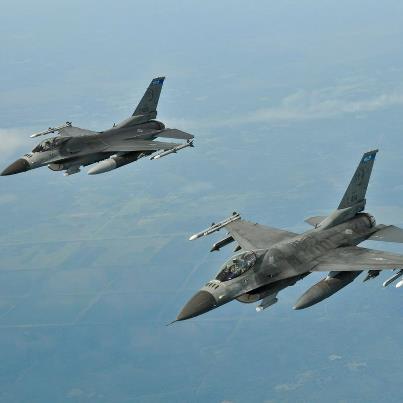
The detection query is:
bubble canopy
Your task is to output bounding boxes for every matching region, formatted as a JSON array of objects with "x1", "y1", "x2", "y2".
[
  {"x1": 32, "y1": 137, "x2": 67, "y2": 153},
  {"x1": 216, "y1": 251, "x2": 257, "y2": 282}
]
